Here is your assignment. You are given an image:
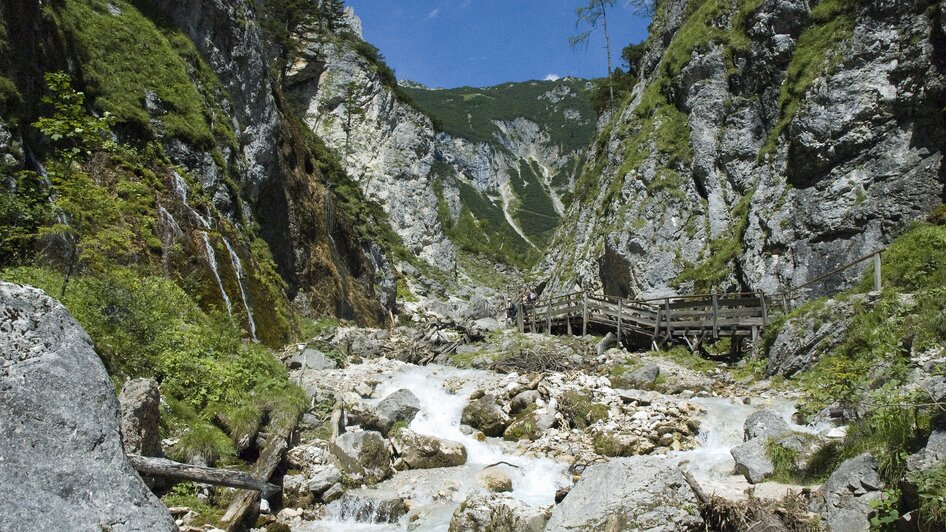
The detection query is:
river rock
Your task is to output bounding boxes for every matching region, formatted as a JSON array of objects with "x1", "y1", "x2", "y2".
[
  {"x1": 366, "y1": 389, "x2": 421, "y2": 435},
  {"x1": 476, "y1": 466, "x2": 513, "y2": 493},
  {"x1": 744, "y1": 409, "x2": 791, "y2": 441},
  {"x1": 731, "y1": 437, "x2": 773, "y2": 484},
  {"x1": 814, "y1": 453, "x2": 884, "y2": 532},
  {"x1": 624, "y1": 364, "x2": 661, "y2": 388},
  {"x1": 290, "y1": 348, "x2": 337, "y2": 370},
  {"x1": 546, "y1": 456, "x2": 702, "y2": 531},
  {"x1": 118, "y1": 378, "x2": 162, "y2": 457},
  {"x1": 0, "y1": 282, "x2": 176, "y2": 531},
  {"x1": 509, "y1": 390, "x2": 541, "y2": 415},
  {"x1": 287, "y1": 441, "x2": 329, "y2": 471},
  {"x1": 461, "y1": 393, "x2": 510, "y2": 437},
  {"x1": 306, "y1": 464, "x2": 343, "y2": 496},
  {"x1": 594, "y1": 431, "x2": 656, "y2": 457},
  {"x1": 391, "y1": 429, "x2": 467, "y2": 469},
  {"x1": 449, "y1": 493, "x2": 549, "y2": 532},
  {"x1": 329, "y1": 430, "x2": 392, "y2": 484}
]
